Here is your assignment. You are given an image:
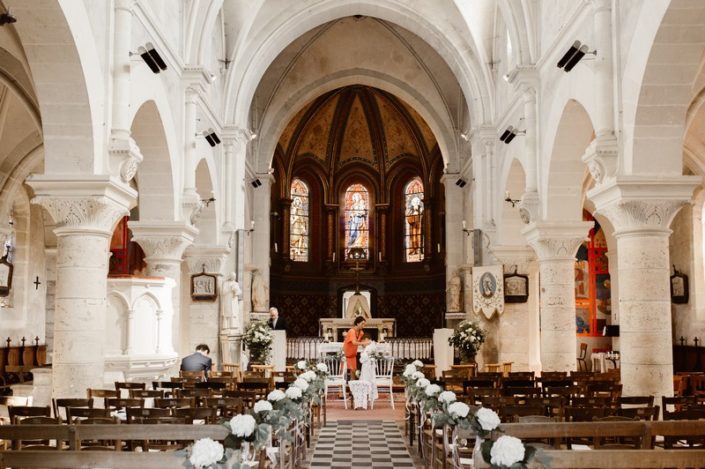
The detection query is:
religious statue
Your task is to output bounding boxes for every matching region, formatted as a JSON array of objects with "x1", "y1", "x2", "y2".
[
  {"x1": 251, "y1": 269, "x2": 268, "y2": 312},
  {"x1": 406, "y1": 196, "x2": 423, "y2": 255},
  {"x1": 221, "y1": 272, "x2": 241, "y2": 330},
  {"x1": 290, "y1": 196, "x2": 308, "y2": 260},
  {"x1": 447, "y1": 274, "x2": 462, "y2": 312}
]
